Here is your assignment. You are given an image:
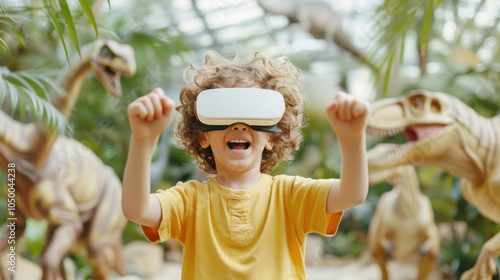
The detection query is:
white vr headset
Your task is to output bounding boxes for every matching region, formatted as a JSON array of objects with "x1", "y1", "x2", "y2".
[{"x1": 196, "y1": 88, "x2": 285, "y2": 133}]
